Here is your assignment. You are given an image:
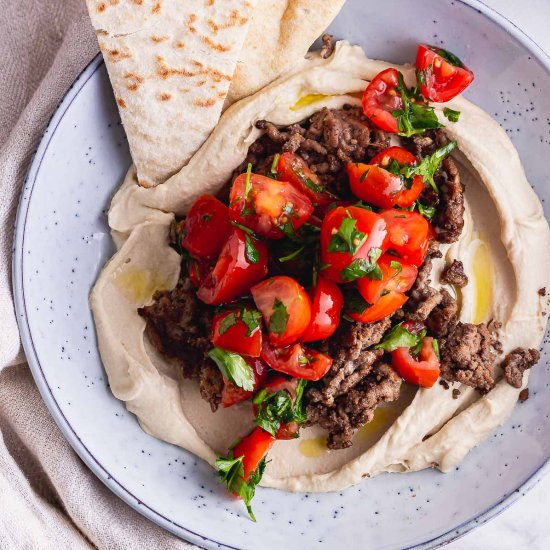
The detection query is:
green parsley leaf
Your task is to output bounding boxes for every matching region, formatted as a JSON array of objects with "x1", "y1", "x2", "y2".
[
  {"x1": 411, "y1": 329, "x2": 428, "y2": 356},
  {"x1": 278, "y1": 245, "x2": 305, "y2": 263},
  {"x1": 244, "y1": 163, "x2": 253, "y2": 199},
  {"x1": 392, "y1": 72, "x2": 443, "y2": 137},
  {"x1": 353, "y1": 201, "x2": 373, "y2": 211},
  {"x1": 217, "y1": 312, "x2": 238, "y2": 336},
  {"x1": 434, "y1": 47, "x2": 465, "y2": 68},
  {"x1": 417, "y1": 202, "x2": 436, "y2": 220},
  {"x1": 328, "y1": 214, "x2": 367, "y2": 255},
  {"x1": 240, "y1": 308, "x2": 262, "y2": 337},
  {"x1": 239, "y1": 456, "x2": 267, "y2": 521},
  {"x1": 208, "y1": 347, "x2": 255, "y2": 391},
  {"x1": 432, "y1": 338, "x2": 440, "y2": 359},
  {"x1": 389, "y1": 259, "x2": 402, "y2": 272},
  {"x1": 231, "y1": 220, "x2": 255, "y2": 235},
  {"x1": 443, "y1": 107, "x2": 461, "y2": 123},
  {"x1": 343, "y1": 287, "x2": 370, "y2": 314},
  {"x1": 403, "y1": 140, "x2": 457, "y2": 193},
  {"x1": 244, "y1": 234, "x2": 260, "y2": 264},
  {"x1": 269, "y1": 299, "x2": 289, "y2": 336},
  {"x1": 375, "y1": 322, "x2": 423, "y2": 352},
  {"x1": 340, "y1": 246, "x2": 383, "y2": 283}
]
